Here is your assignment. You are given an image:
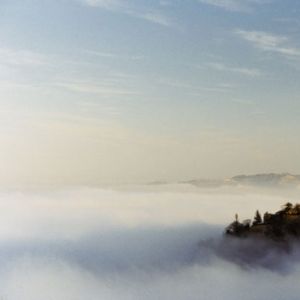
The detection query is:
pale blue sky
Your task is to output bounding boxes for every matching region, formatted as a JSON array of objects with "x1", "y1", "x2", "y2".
[{"x1": 0, "y1": 0, "x2": 300, "y2": 185}]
